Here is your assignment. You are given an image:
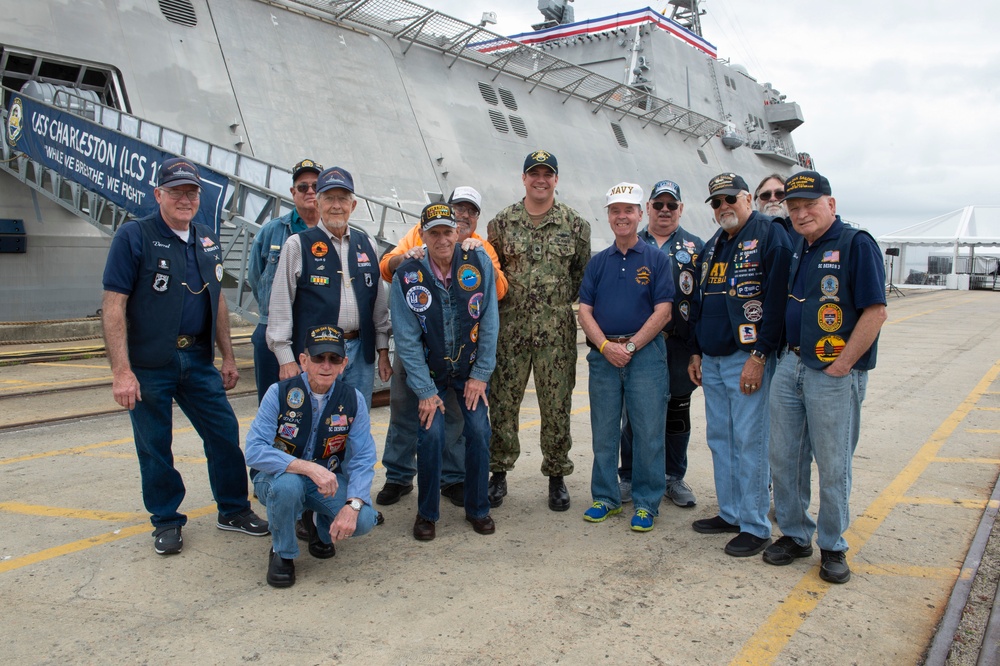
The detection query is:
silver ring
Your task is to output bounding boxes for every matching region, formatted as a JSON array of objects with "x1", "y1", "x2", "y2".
[{"x1": 744, "y1": 384, "x2": 751, "y2": 388}]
